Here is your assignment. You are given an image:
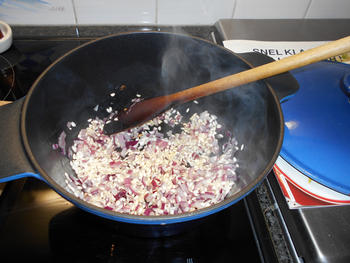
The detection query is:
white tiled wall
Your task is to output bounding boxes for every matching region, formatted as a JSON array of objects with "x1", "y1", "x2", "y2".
[
  {"x1": 234, "y1": 0, "x2": 311, "y2": 19},
  {"x1": 157, "y1": 0, "x2": 235, "y2": 25},
  {"x1": 0, "y1": 0, "x2": 350, "y2": 26},
  {"x1": 305, "y1": 0, "x2": 350, "y2": 18},
  {"x1": 74, "y1": 0, "x2": 156, "y2": 25},
  {"x1": 0, "y1": 0, "x2": 76, "y2": 25}
]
